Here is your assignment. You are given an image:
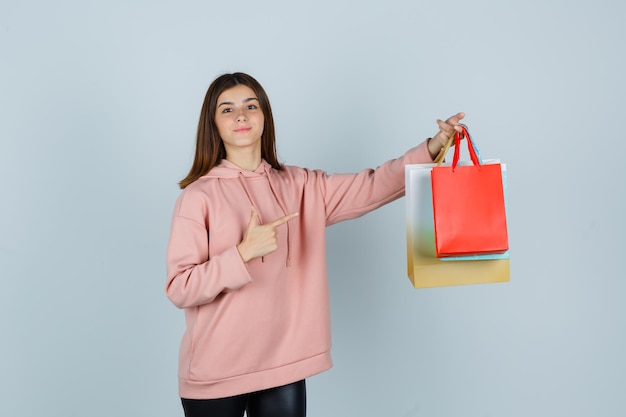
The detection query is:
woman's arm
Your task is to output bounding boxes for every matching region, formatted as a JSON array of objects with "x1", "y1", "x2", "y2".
[
  {"x1": 320, "y1": 112, "x2": 465, "y2": 225},
  {"x1": 165, "y1": 191, "x2": 254, "y2": 309}
]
